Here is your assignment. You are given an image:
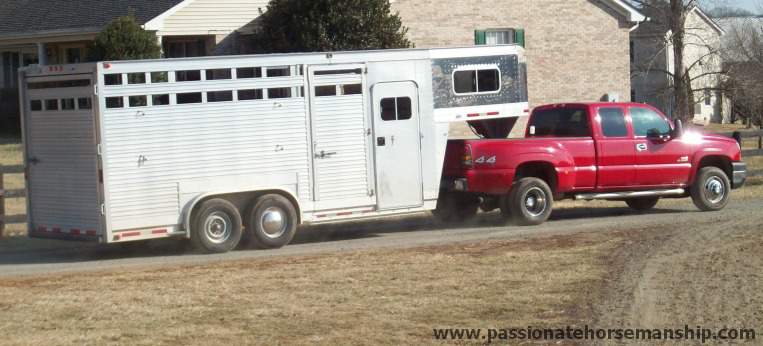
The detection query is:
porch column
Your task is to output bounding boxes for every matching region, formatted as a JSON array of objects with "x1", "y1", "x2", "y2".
[{"x1": 36, "y1": 42, "x2": 47, "y2": 65}]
